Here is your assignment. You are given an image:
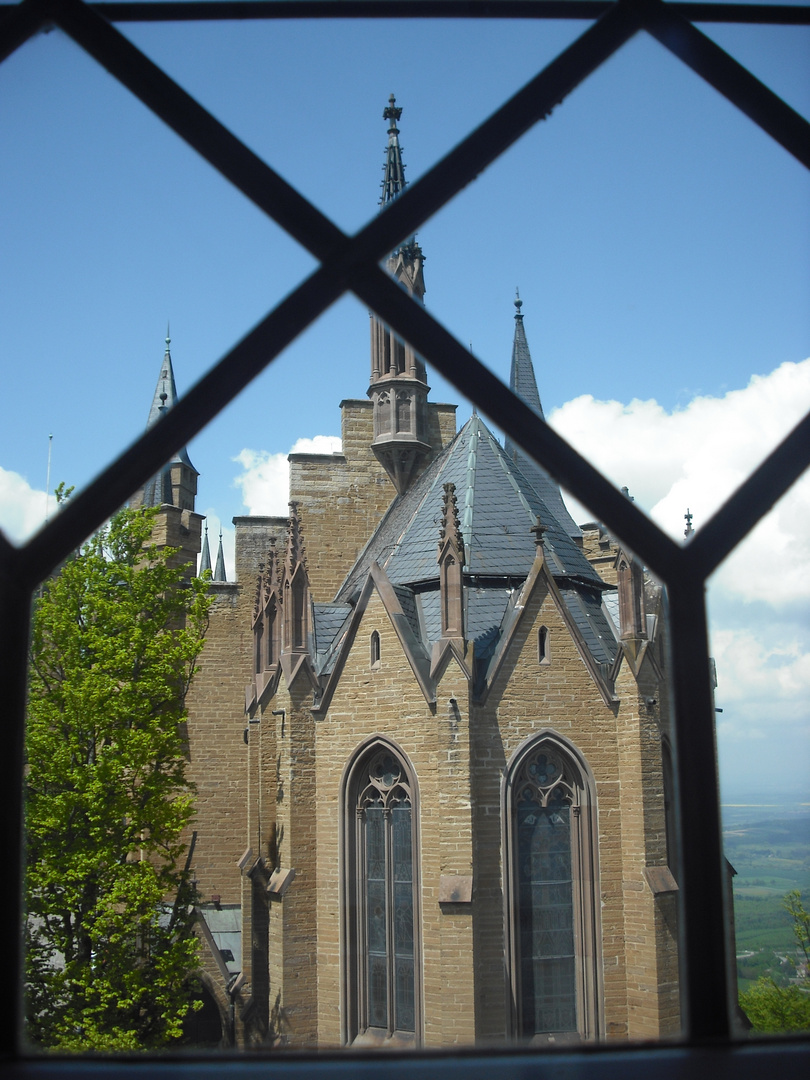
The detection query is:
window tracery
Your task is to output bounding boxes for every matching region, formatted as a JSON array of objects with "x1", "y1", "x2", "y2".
[
  {"x1": 343, "y1": 741, "x2": 420, "y2": 1045},
  {"x1": 504, "y1": 735, "x2": 601, "y2": 1043}
]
